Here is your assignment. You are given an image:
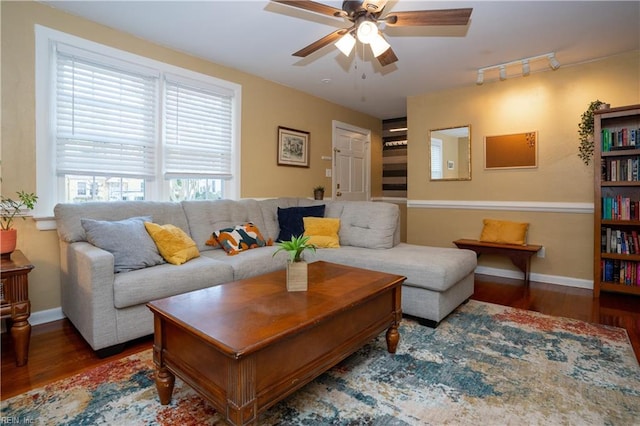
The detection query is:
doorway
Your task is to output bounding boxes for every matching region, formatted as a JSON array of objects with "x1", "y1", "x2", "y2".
[{"x1": 332, "y1": 121, "x2": 371, "y2": 201}]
